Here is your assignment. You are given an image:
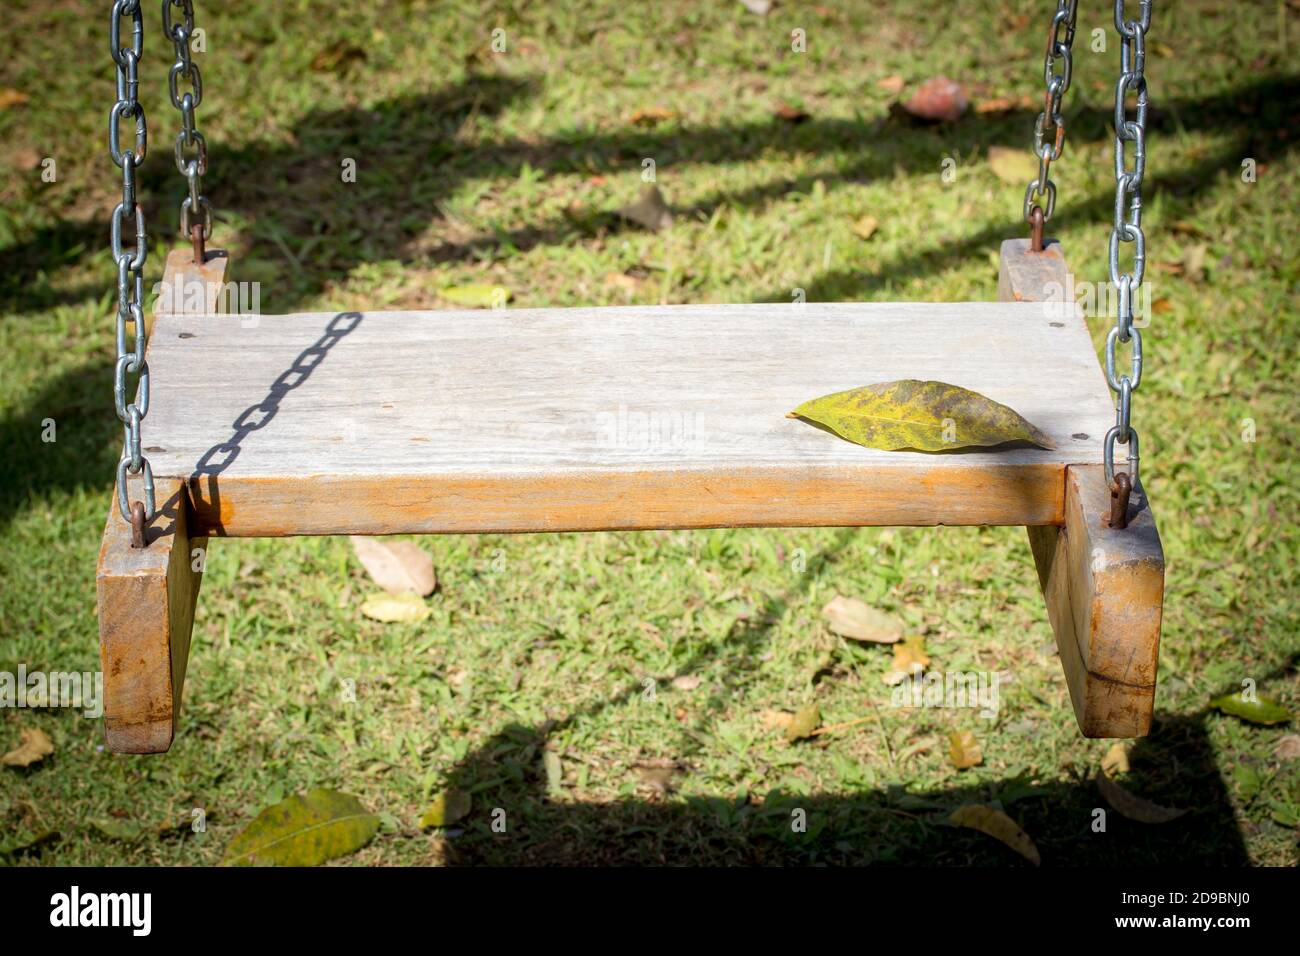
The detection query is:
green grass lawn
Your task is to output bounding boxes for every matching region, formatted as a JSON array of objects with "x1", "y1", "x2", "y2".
[{"x1": 1, "y1": 0, "x2": 1296, "y2": 865}]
